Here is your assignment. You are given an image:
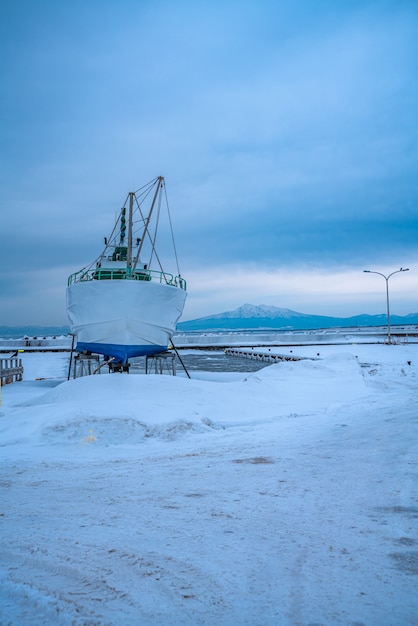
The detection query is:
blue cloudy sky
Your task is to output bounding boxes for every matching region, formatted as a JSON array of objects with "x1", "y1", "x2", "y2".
[{"x1": 1, "y1": 0, "x2": 418, "y2": 325}]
